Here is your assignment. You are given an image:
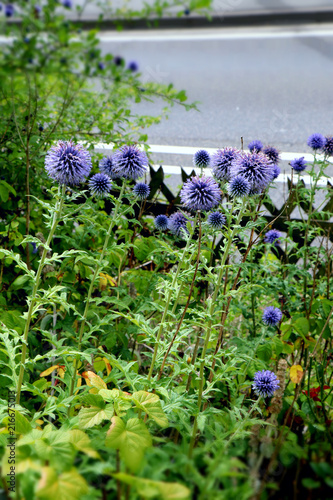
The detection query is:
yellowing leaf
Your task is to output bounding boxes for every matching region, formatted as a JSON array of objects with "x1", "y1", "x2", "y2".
[
  {"x1": 78, "y1": 405, "x2": 113, "y2": 429},
  {"x1": 68, "y1": 430, "x2": 100, "y2": 459},
  {"x1": 36, "y1": 467, "x2": 88, "y2": 500},
  {"x1": 132, "y1": 391, "x2": 168, "y2": 428},
  {"x1": 113, "y1": 472, "x2": 190, "y2": 499},
  {"x1": 40, "y1": 365, "x2": 59, "y2": 377},
  {"x1": 81, "y1": 371, "x2": 107, "y2": 390},
  {"x1": 290, "y1": 365, "x2": 304, "y2": 384},
  {"x1": 106, "y1": 417, "x2": 152, "y2": 472}
]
